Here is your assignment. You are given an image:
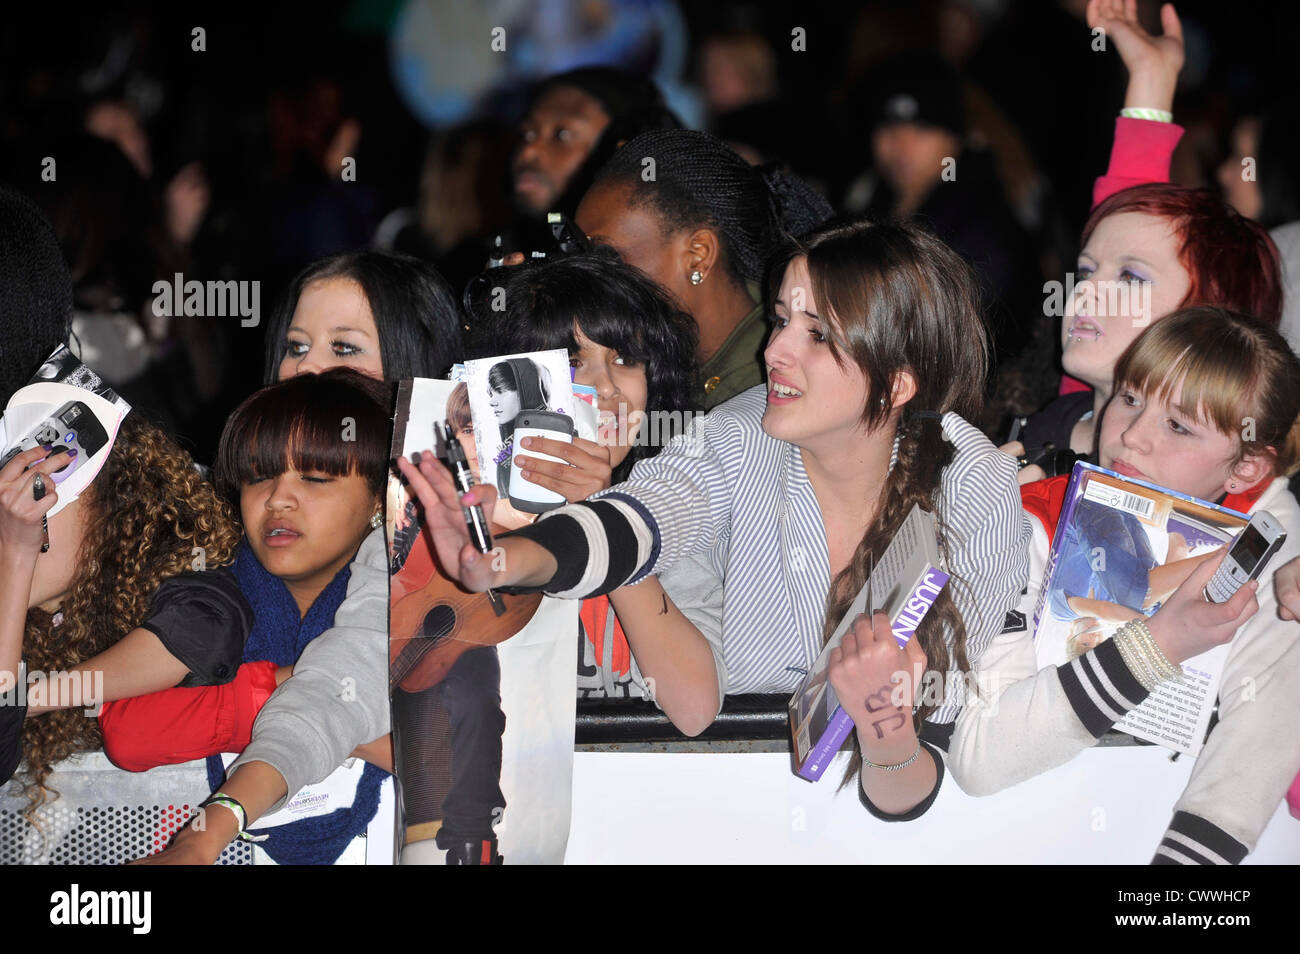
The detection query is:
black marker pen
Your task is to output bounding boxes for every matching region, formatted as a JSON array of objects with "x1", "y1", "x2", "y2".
[{"x1": 435, "y1": 422, "x2": 505, "y2": 616}]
